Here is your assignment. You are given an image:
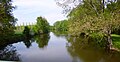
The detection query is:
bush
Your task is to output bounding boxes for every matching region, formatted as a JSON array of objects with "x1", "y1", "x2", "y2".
[{"x1": 23, "y1": 26, "x2": 30, "y2": 36}]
